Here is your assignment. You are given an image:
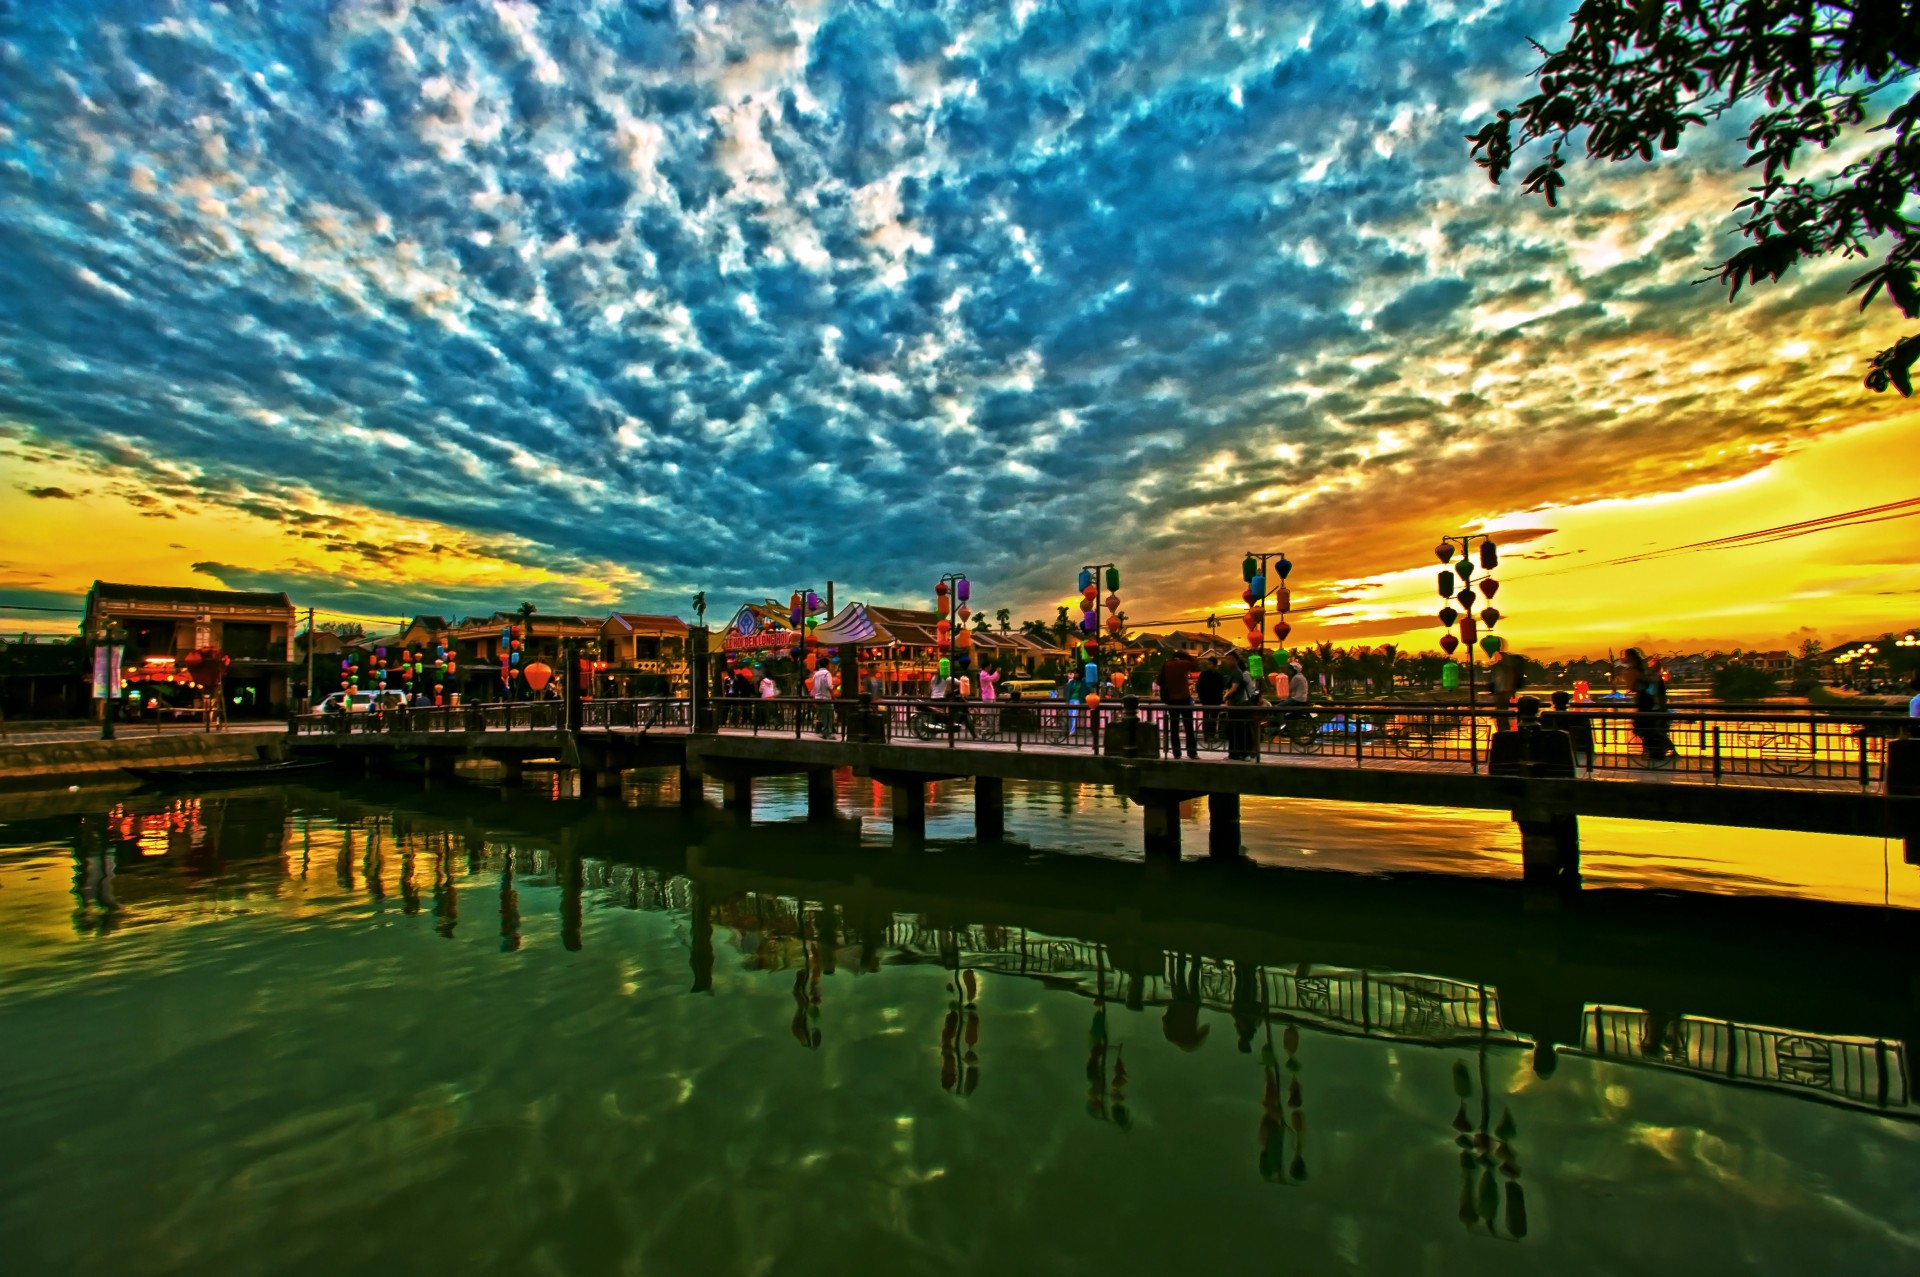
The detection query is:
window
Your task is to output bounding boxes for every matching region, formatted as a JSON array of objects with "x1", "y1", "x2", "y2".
[{"x1": 223, "y1": 622, "x2": 274, "y2": 661}]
